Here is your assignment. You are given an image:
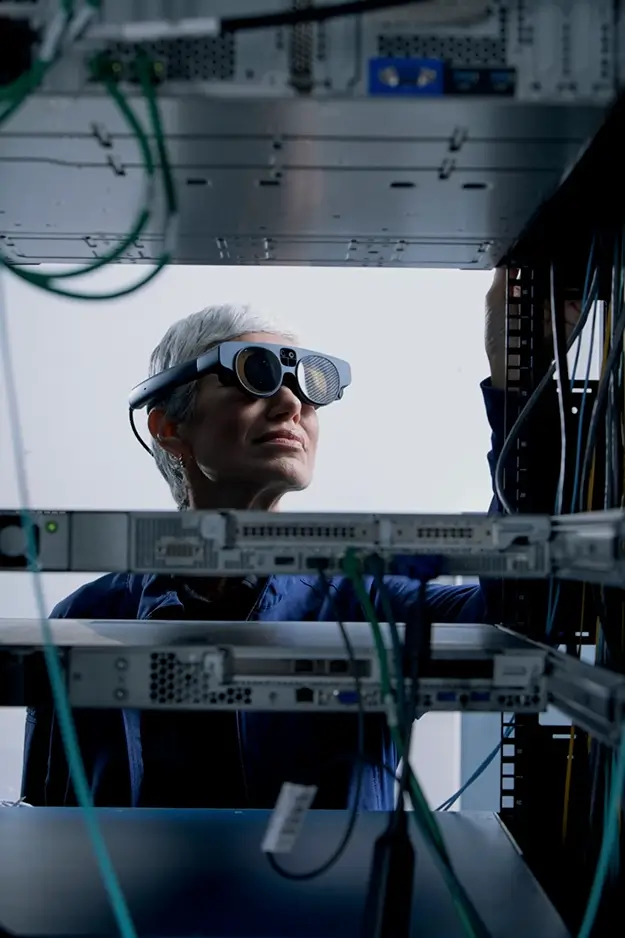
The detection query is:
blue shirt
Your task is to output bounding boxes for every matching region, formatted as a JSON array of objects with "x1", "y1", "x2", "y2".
[{"x1": 21, "y1": 380, "x2": 506, "y2": 810}]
